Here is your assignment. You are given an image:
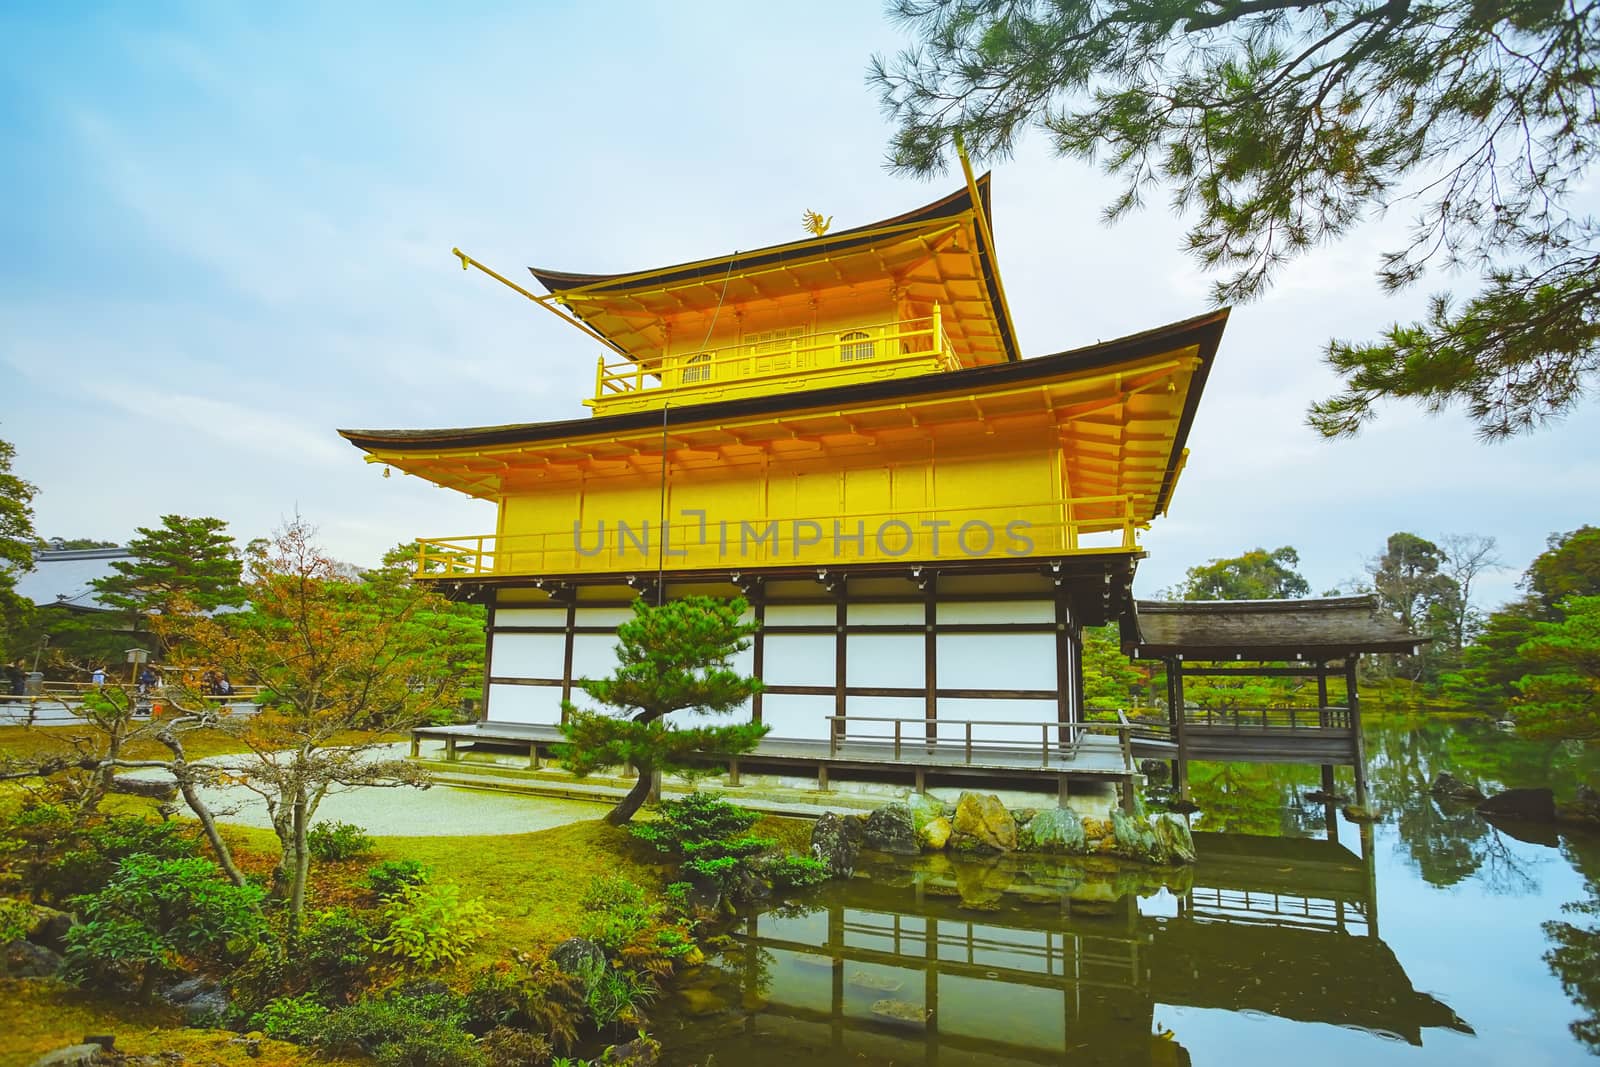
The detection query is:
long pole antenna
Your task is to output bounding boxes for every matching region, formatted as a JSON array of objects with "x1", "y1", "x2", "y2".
[
  {"x1": 451, "y1": 247, "x2": 626, "y2": 355},
  {"x1": 656, "y1": 403, "x2": 669, "y2": 606}
]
